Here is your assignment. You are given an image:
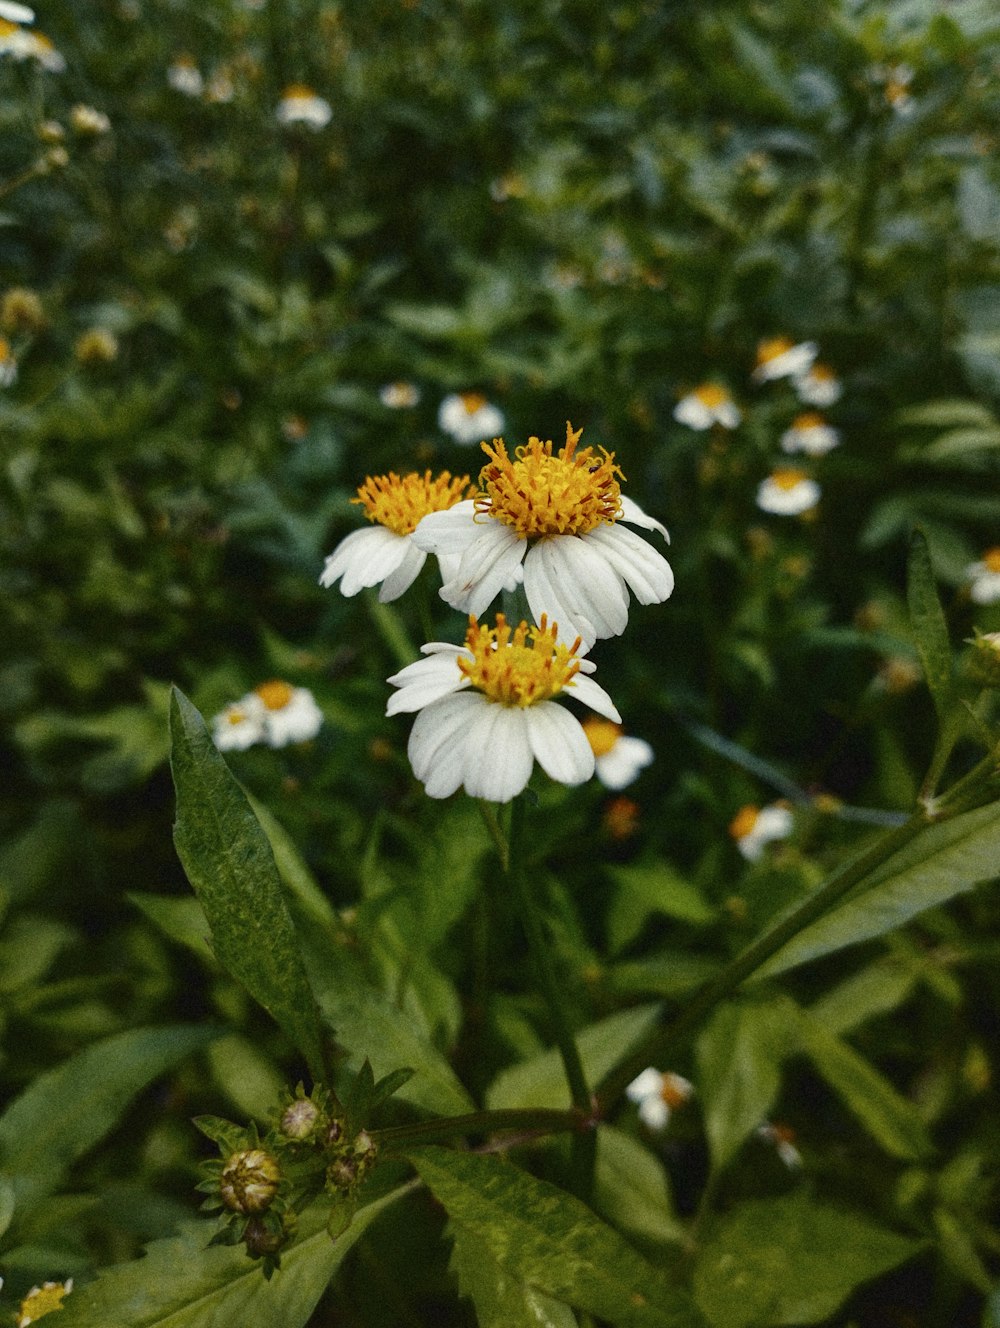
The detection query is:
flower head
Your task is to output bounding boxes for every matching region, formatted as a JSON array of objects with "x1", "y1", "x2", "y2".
[
  {"x1": 757, "y1": 1121, "x2": 802, "y2": 1169},
  {"x1": 212, "y1": 693, "x2": 267, "y2": 751},
  {"x1": 0, "y1": 336, "x2": 17, "y2": 387},
  {"x1": 793, "y1": 362, "x2": 842, "y2": 407},
  {"x1": 386, "y1": 613, "x2": 621, "y2": 802},
  {"x1": 582, "y1": 717, "x2": 654, "y2": 790},
  {"x1": 779, "y1": 412, "x2": 840, "y2": 457},
  {"x1": 625, "y1": 1068, "x2": 693, "y2": 1131},
  {"x1": 16, "y1": 1280, "x2": 73, "y2": 1327},
  {"x1": 379, "y1": 380, "x2": 421, "y2": 409},
  {"x1": 320, "y1": 469, "x2": 474, "y2": 602},
  {"x1": 729, "y1": 803, "x2": 793, "y2": 861},
  {"x1": 277, "y1": 83, "x2": 332, "y2": 129},
  {"x1": 167, "y1": 54, "x2": 203, "y2": 96},
  {"x1": 673, "y1": 382, "x2": 741, "y2": 431},
  {"x1": 0, "y1": 24, "x2": 64, "y2": 69},
  {"x1": 756, "y1": 468, "x2": 820, "y2": 516},
  {"x1": 438, "y1": 392, "x2": 505, "y2": 445},
  {"x1": 966, "y1": 547, "x2": 1000, "y2": 605},
  {"x1": 70, "y1": 103, "x2": 111, "y2": 135},
  {"x1": 413, "y1": 424, "x2": 673, "y2": 648},
  {"x1": 253, "y1": 681, "x2": 323, "y2": 747},
  {"x1": 752, "y1": 336, "x2": 817, "y2": 384}
]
